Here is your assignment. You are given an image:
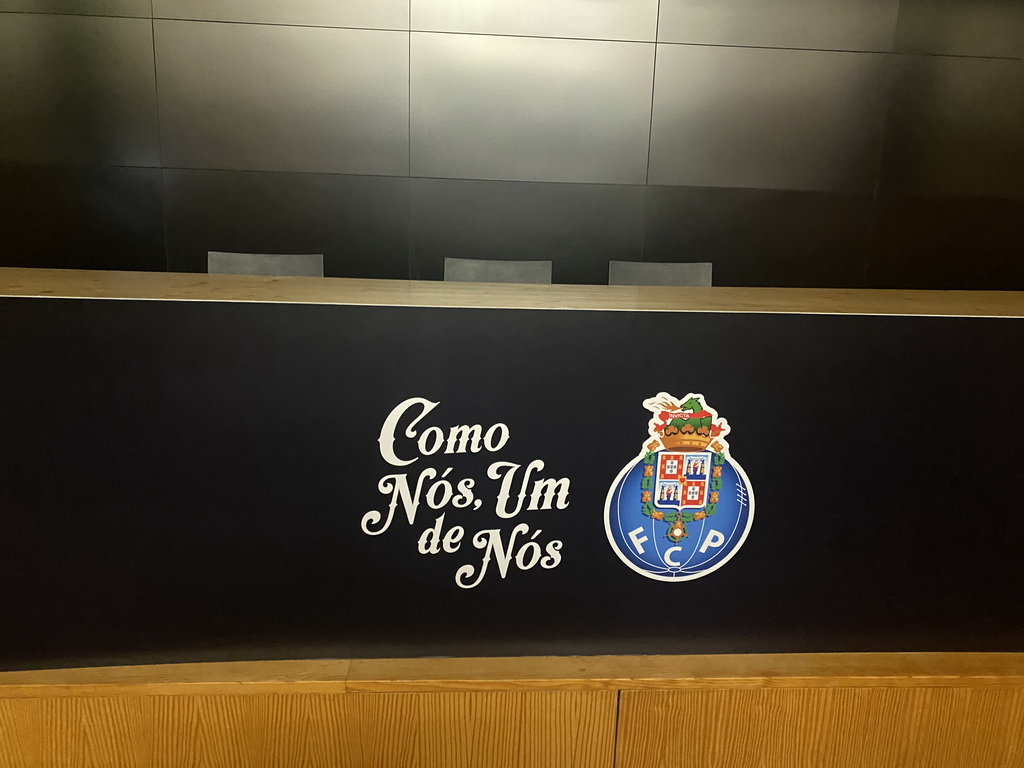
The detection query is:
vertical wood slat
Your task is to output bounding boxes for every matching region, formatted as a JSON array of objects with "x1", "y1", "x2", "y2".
[
  {"x1": 263, "y1": 694, "x2": 357, "y2": 768},
  {"x1": 42, "y1": 698, "x2": 153, "y2": 768},
  {"x1": 0, "y1": 691, "x2": 616, "y2": 768},
  {"x1": 616, "y1": 687, "x2": 1024, "y2": 768},
  {"x1": 0, "y1": 698, "x2": 42, "y2": 768},
  {"x1": 153, "y1": 695, "x2": 269, "y2": 767}
]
